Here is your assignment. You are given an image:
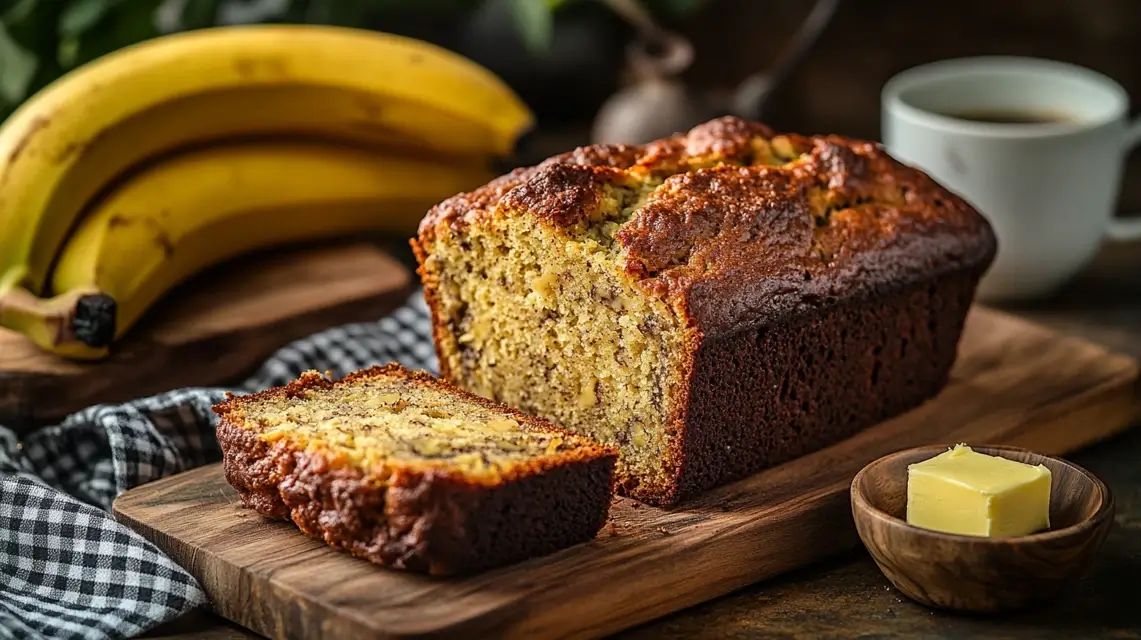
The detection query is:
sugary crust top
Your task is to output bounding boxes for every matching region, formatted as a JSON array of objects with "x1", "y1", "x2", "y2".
[
  {"x1": 417, "y1": 116, "x2": 997, "y2": 337},
  {"x1": 213, "y1": 363, "x2": 618, "y2": 486}
]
